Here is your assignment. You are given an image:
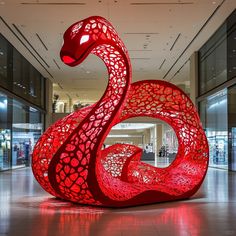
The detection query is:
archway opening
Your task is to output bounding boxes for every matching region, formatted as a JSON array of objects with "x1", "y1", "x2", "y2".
[{"x1": 105, "y1": 117, "x2": 178, "y2": 168}]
